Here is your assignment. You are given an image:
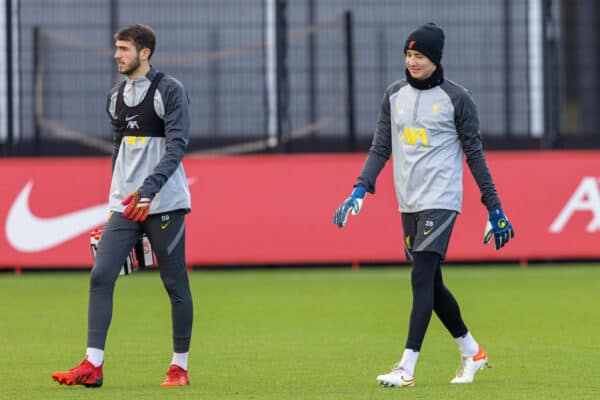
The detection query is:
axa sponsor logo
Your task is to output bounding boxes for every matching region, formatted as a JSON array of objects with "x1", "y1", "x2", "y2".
[
  {"x1": 549, "y1": 177, "x2": 600, "y2": 233},
  {"x1": 400, "y1": 127, "x2": 429, "y2": 146}
]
